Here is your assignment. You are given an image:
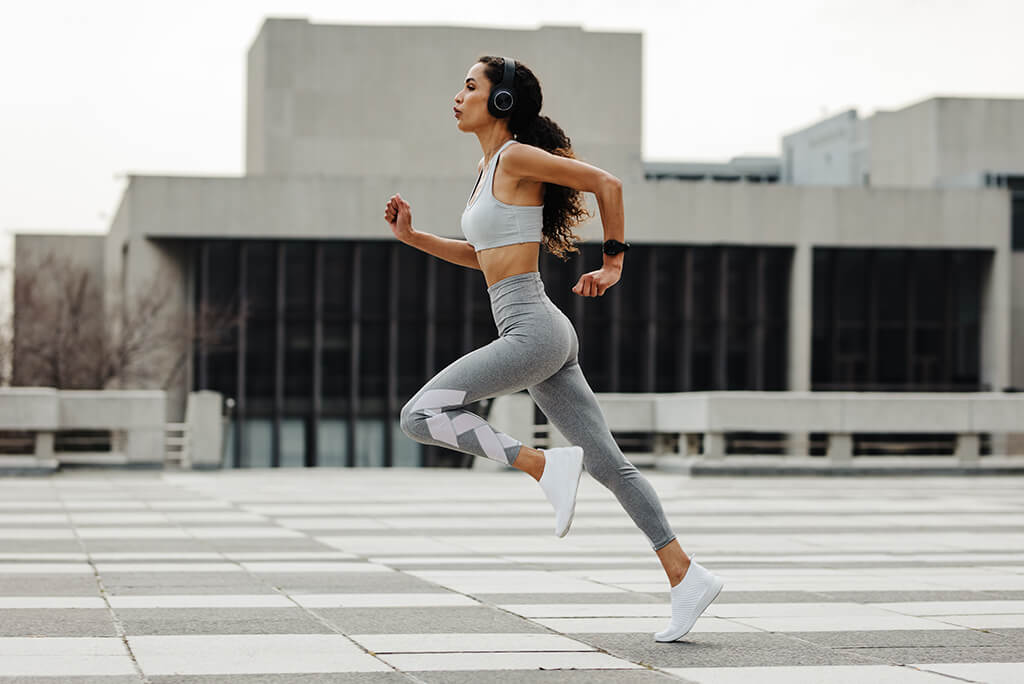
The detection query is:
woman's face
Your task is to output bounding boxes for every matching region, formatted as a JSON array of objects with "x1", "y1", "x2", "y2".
[{"x1": 453, "y1": 62, "x2": 492, "y2": 132}]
